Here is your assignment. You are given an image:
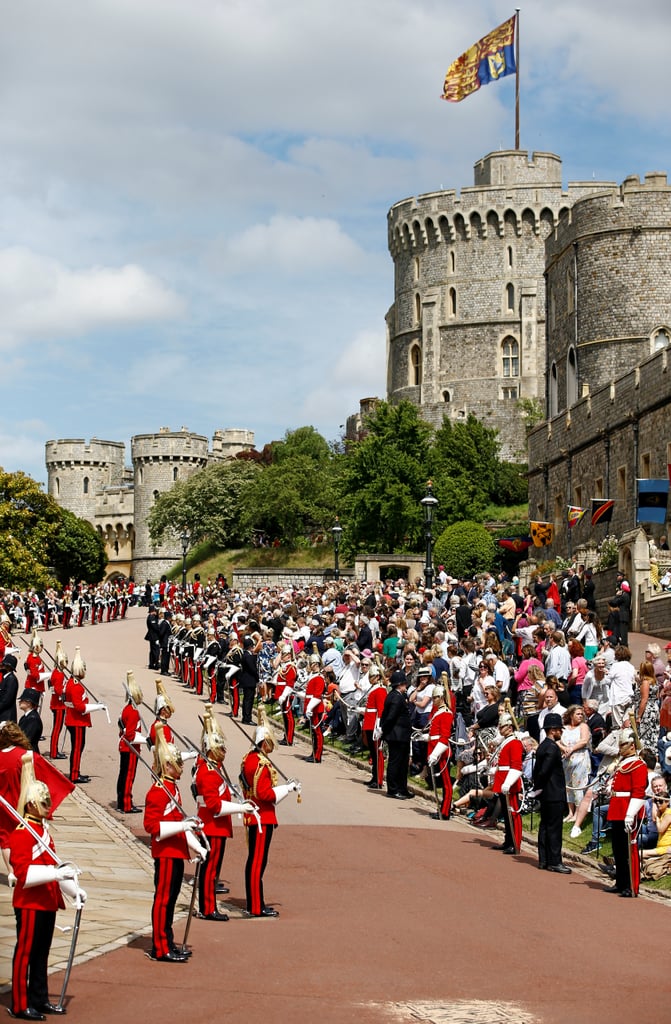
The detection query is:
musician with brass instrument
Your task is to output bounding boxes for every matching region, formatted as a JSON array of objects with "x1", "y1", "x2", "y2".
[
  {"x1": 605, "y1": 725, "x2": 648, "y2": 897},
  {"x1": 491, "y1": 710, "x2": 524, "y2": 854},
  {"x1": 239, "y1": 713, "x2": 300, "y2": 917}
]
